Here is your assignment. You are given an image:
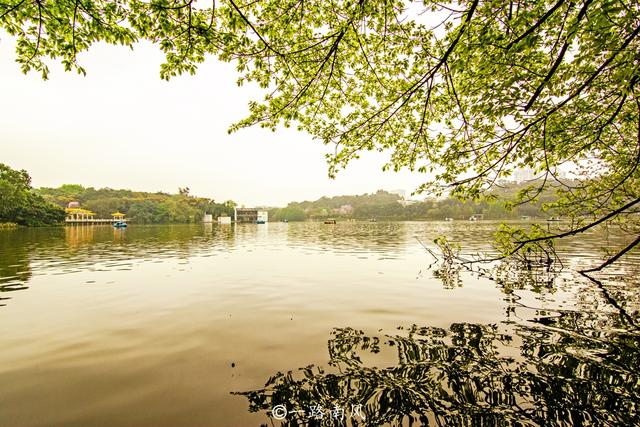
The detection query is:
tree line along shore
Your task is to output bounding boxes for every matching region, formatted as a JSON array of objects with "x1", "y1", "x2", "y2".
[{"x1": 2, "y1": 163, "x2": 559, "y2": 227}]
